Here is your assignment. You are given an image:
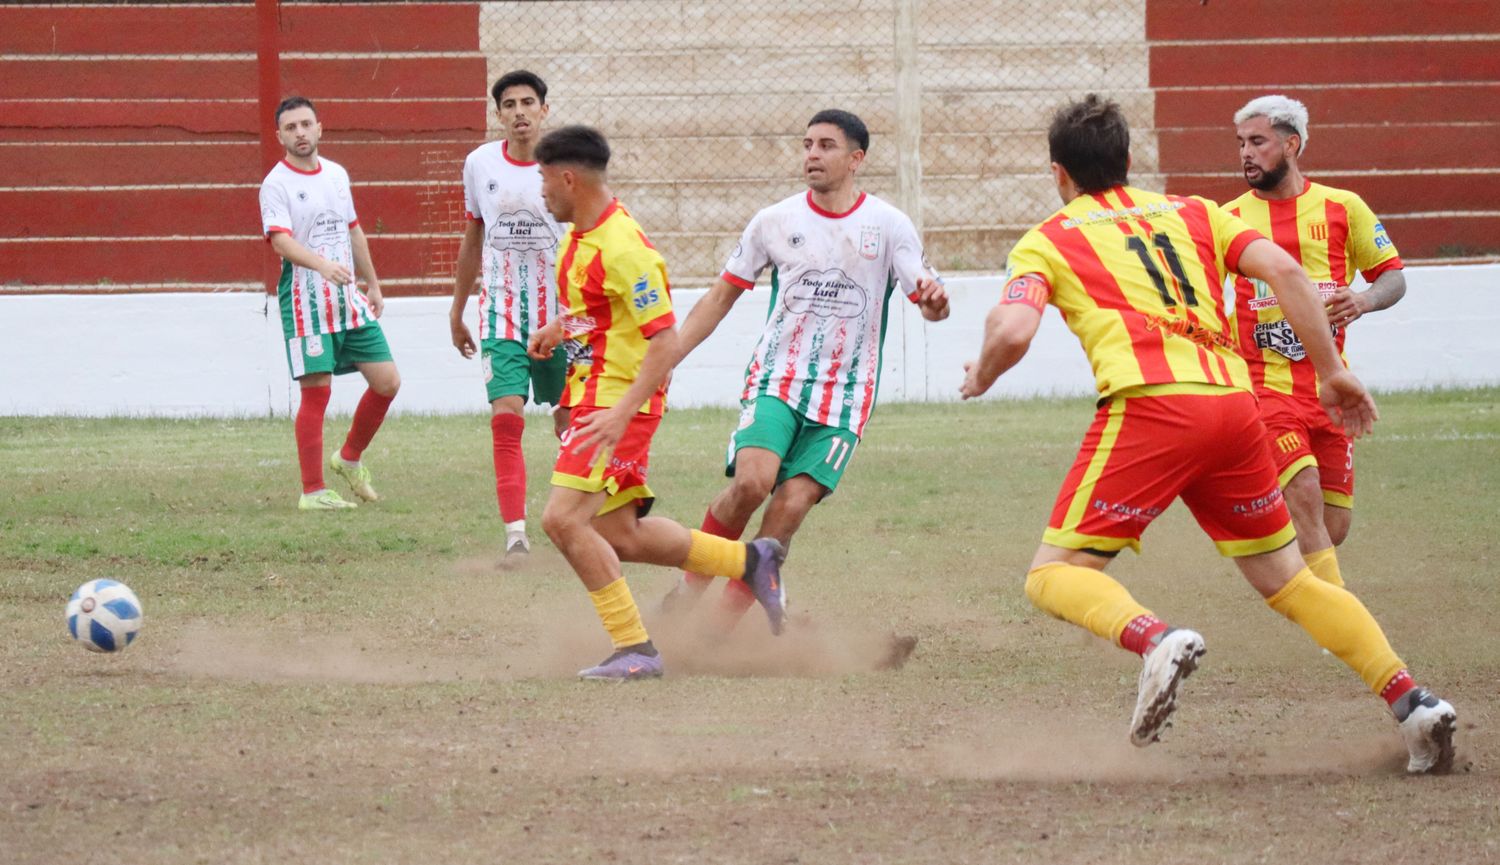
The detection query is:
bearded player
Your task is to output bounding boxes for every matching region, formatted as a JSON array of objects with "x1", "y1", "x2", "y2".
[
  {"x1": 961, "y1": 94, "x2": 1454, "y2": 773},
  {"x1": 1227, "y1": 95, "x2": 1407, "y2": 587}
]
